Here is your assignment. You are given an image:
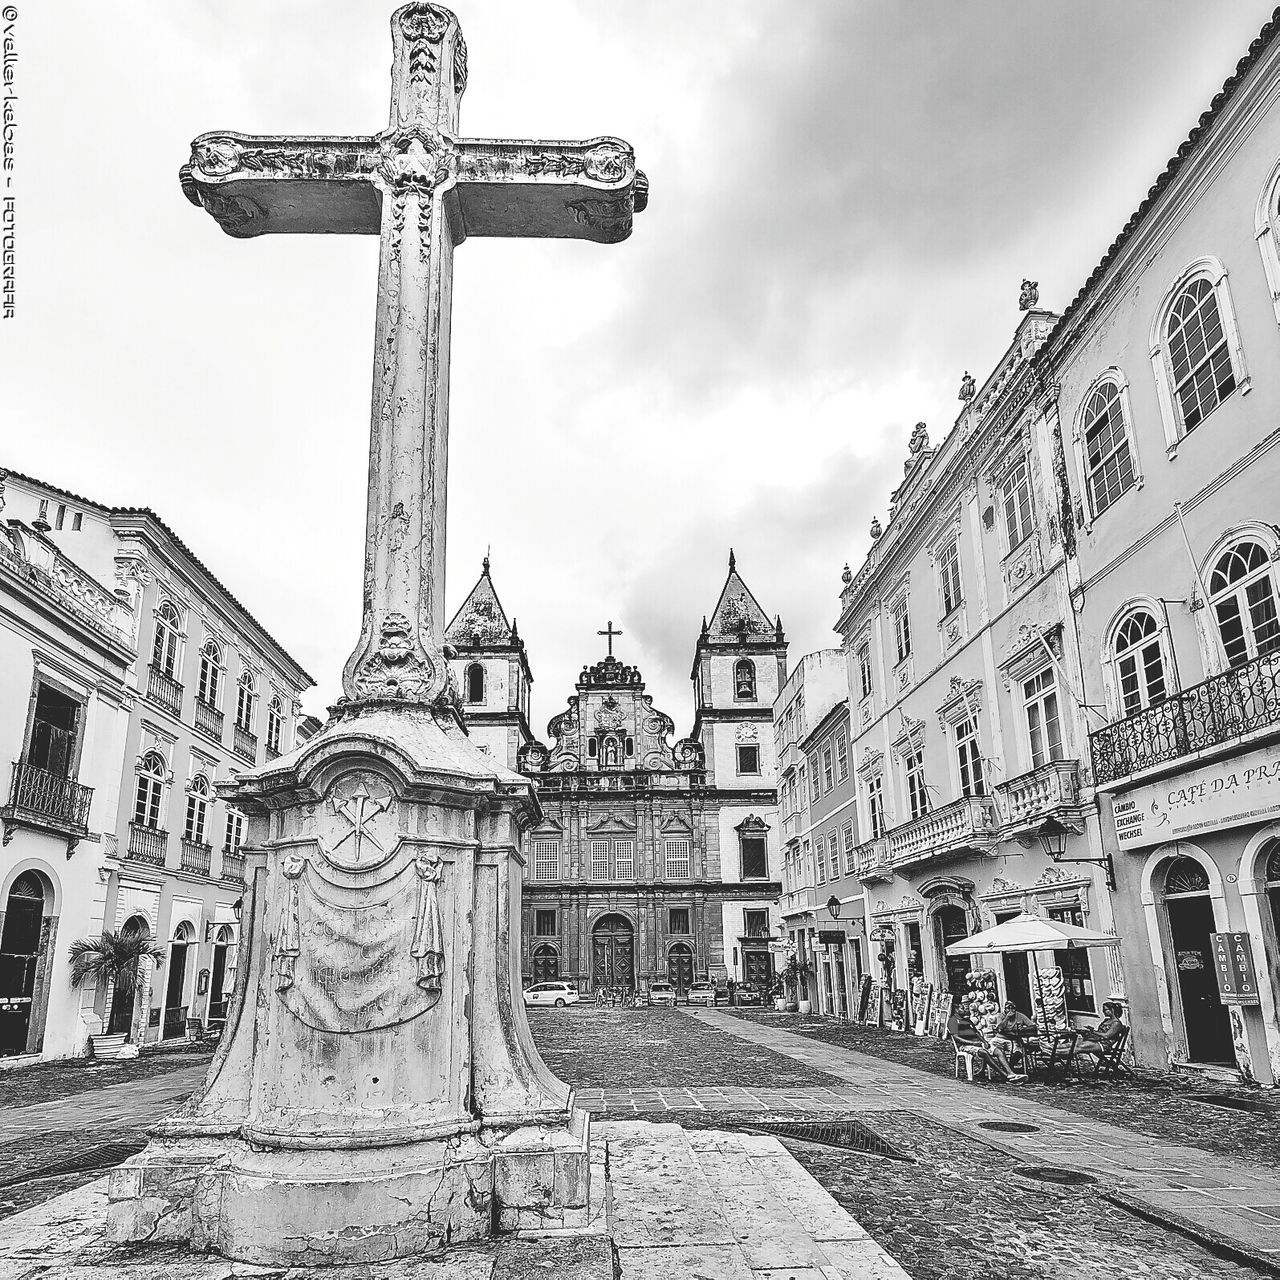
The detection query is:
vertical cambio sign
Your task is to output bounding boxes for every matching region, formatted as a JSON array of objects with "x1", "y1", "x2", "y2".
[
  {"x1": 2, "y1": 4, "x2": 14, "y2": 319},
  {"x1": 1211, "y1": 932, "x2": 1260, "y2": 1005}
]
